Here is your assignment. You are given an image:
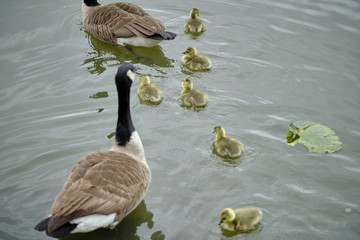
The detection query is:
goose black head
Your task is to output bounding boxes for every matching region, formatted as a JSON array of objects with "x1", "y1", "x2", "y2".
[
  {"x1": 84, "y1": 0, "x2": 100, "y2": 6},
  {"x1": 115, "y1": 63, "x2": 136, "y2": 88}
]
